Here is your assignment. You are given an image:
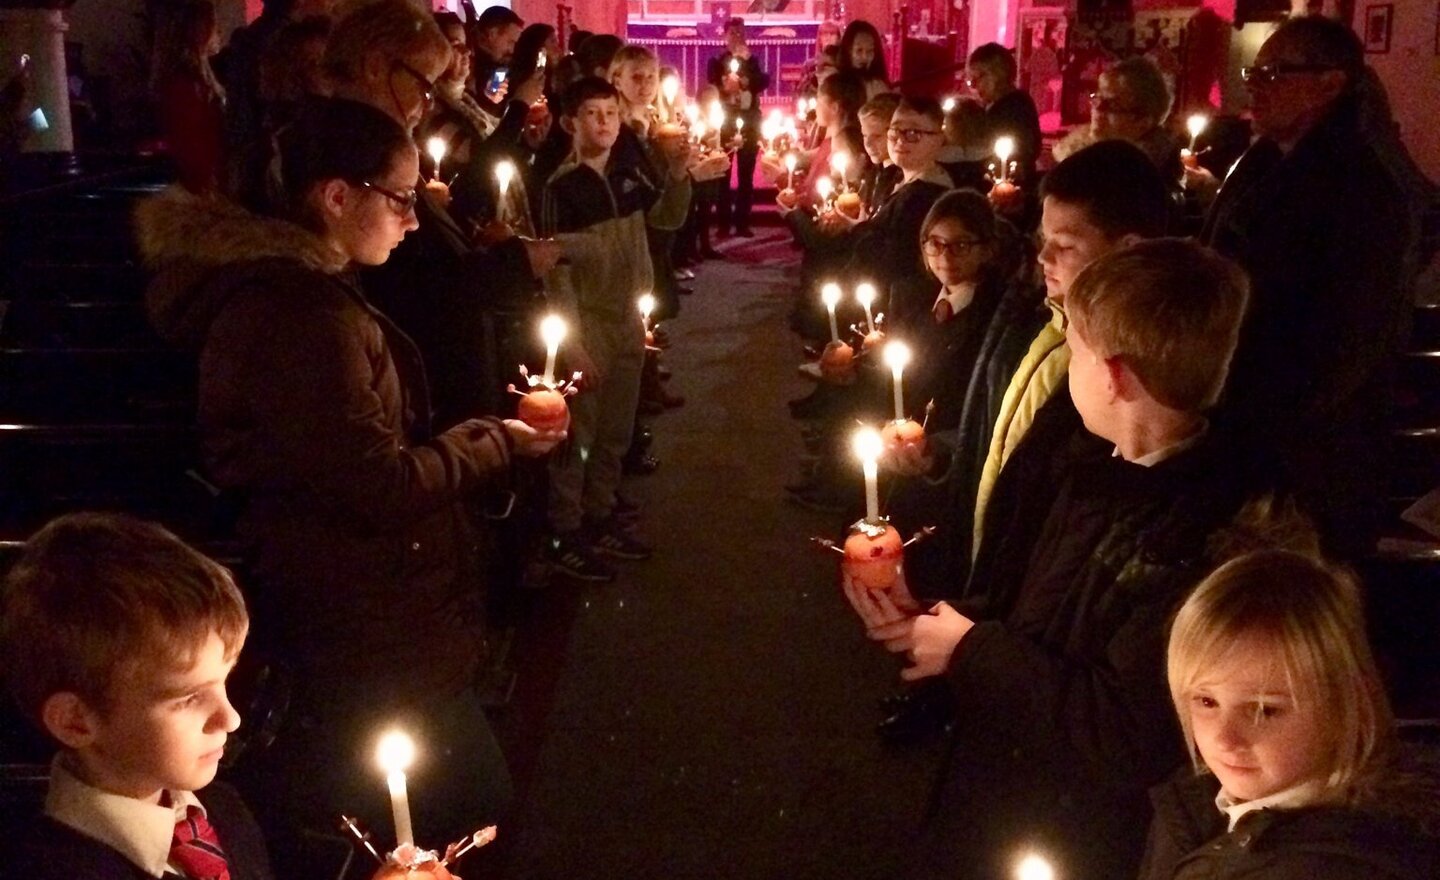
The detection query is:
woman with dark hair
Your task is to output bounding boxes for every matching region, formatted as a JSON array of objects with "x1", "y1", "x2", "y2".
[
  {"x1": 150, "y1": 0, "x2": 226, "y2": 193},
  {"x1": 509, "y1": 22, "x2": 560, "y2": 92},
  {"x1": 839, "y1": 19, "x2": 890, "y2": 99},
  {"x1": 136, "y1": 96, "x2": 562, "y2": 850}
]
